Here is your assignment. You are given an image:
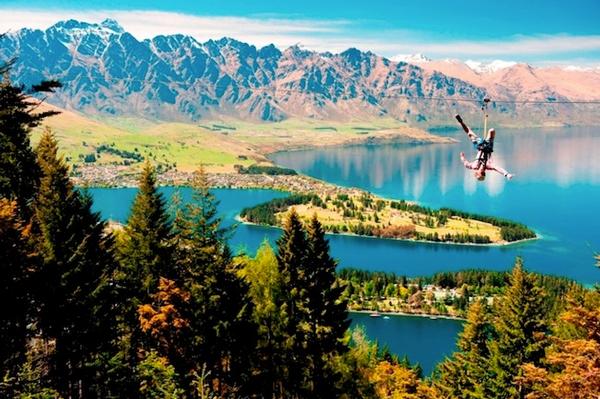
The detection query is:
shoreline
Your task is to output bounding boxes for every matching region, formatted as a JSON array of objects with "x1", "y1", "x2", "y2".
[{"x1": 349, "y1": 309, "x2": 466, "y2": 322}]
